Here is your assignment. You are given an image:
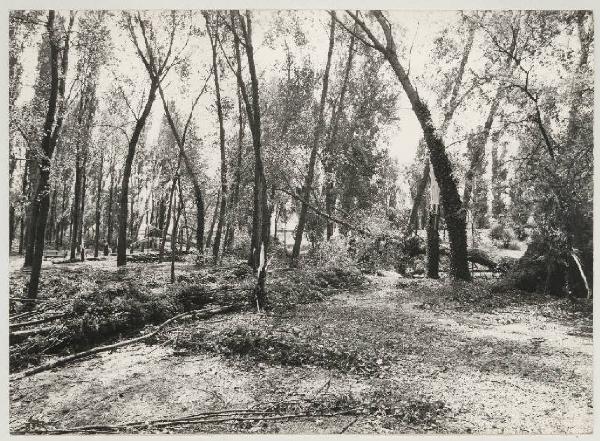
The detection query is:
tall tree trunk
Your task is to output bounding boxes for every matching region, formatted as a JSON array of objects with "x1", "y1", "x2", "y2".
[
  {"x1": 70, "y1": 151, "x2": 82, "y2": 260},
  {"x1": 426, "y1": 208, "x2": 440, "y2": 278},
  {"x1": 9, "y1": 206, "x2": 15, "y2": 253},
  {"x1": 205, "y1": 16, "x2": 228, "y2": 262},
  {"x1": 205, "y1": 190, "x2": 220, "y2": 249},
  {"x1": 106, "y1": 168, "x2": 115, "y2": 248},
  {"x1": 292, "y1": 14, "x2": 335, "y2": 264},
  {"x1": 194, "y1": 190, "x2": 205, "y2": 255},
  {"x1": 19, "y1": 154, "x2": 30, "y2": 255},
  {"x1": 94, "y1": 150, "x2": 104, "y2": 257},
  {"x1": 408, "y1": 157, "x2": 430, "y2": 234},
  {"x1": 23, "y1": 155, "x2": 39, "y2": 267},
  {"x1": 323, "y1": 22, "x2": 356, "y2": 240},
  {"x1": 171, "y1": 178, "x2": 182, "y2": 283},
  {"x1": 28, "y1": 11, "x2": 73, "y2": 299},
  {"x1": 79, "y1": 155, "x2": 88, "y2": 259},
  {"x1": 46, "y1": 185, "x2": 57, "y2": 243},
  {"x1": 160, "y1": 169, "x2": 178, "y2": 263},
  {"x1": 57, "y1": 178, "x2": 68, "y2": 248},
  {"x1": 230, "y1": 11, "x2": 269, "y2": 308},
  {"x1": 128, "y1": 185, "x2": 135, "y2": 254},
  {"x1": 408, "y1": 23, "x2": 475, "y2": 236},
  {"x1": 19, "y1": 214, "x2": 25, "y2": 255},
  {"x1": 353, "y1": 11, "x2": 470, "y2": 280},
  {"x1": 117, "y1": 79, "x2": 158, "y2": 266},
  {"x1": 463, "y1": 23, "x2": 519, "y2": 213},
  {"x1": 224, "y1": 87, "x2": 245, "y2": 252}
]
